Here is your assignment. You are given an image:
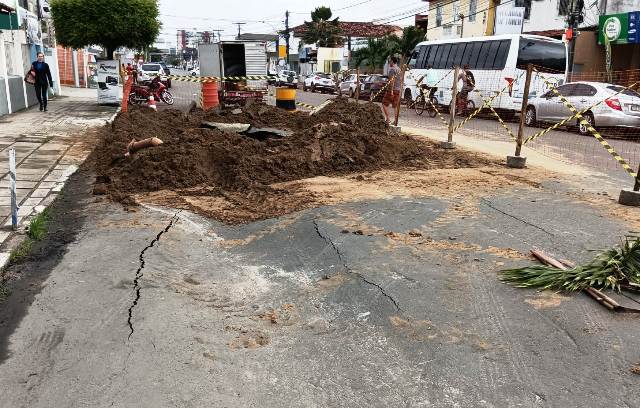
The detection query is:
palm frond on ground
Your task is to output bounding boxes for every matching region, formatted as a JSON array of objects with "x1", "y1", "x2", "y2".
[{"x1": 499, "y1": 236, "x2": 640, "y2": 292}]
